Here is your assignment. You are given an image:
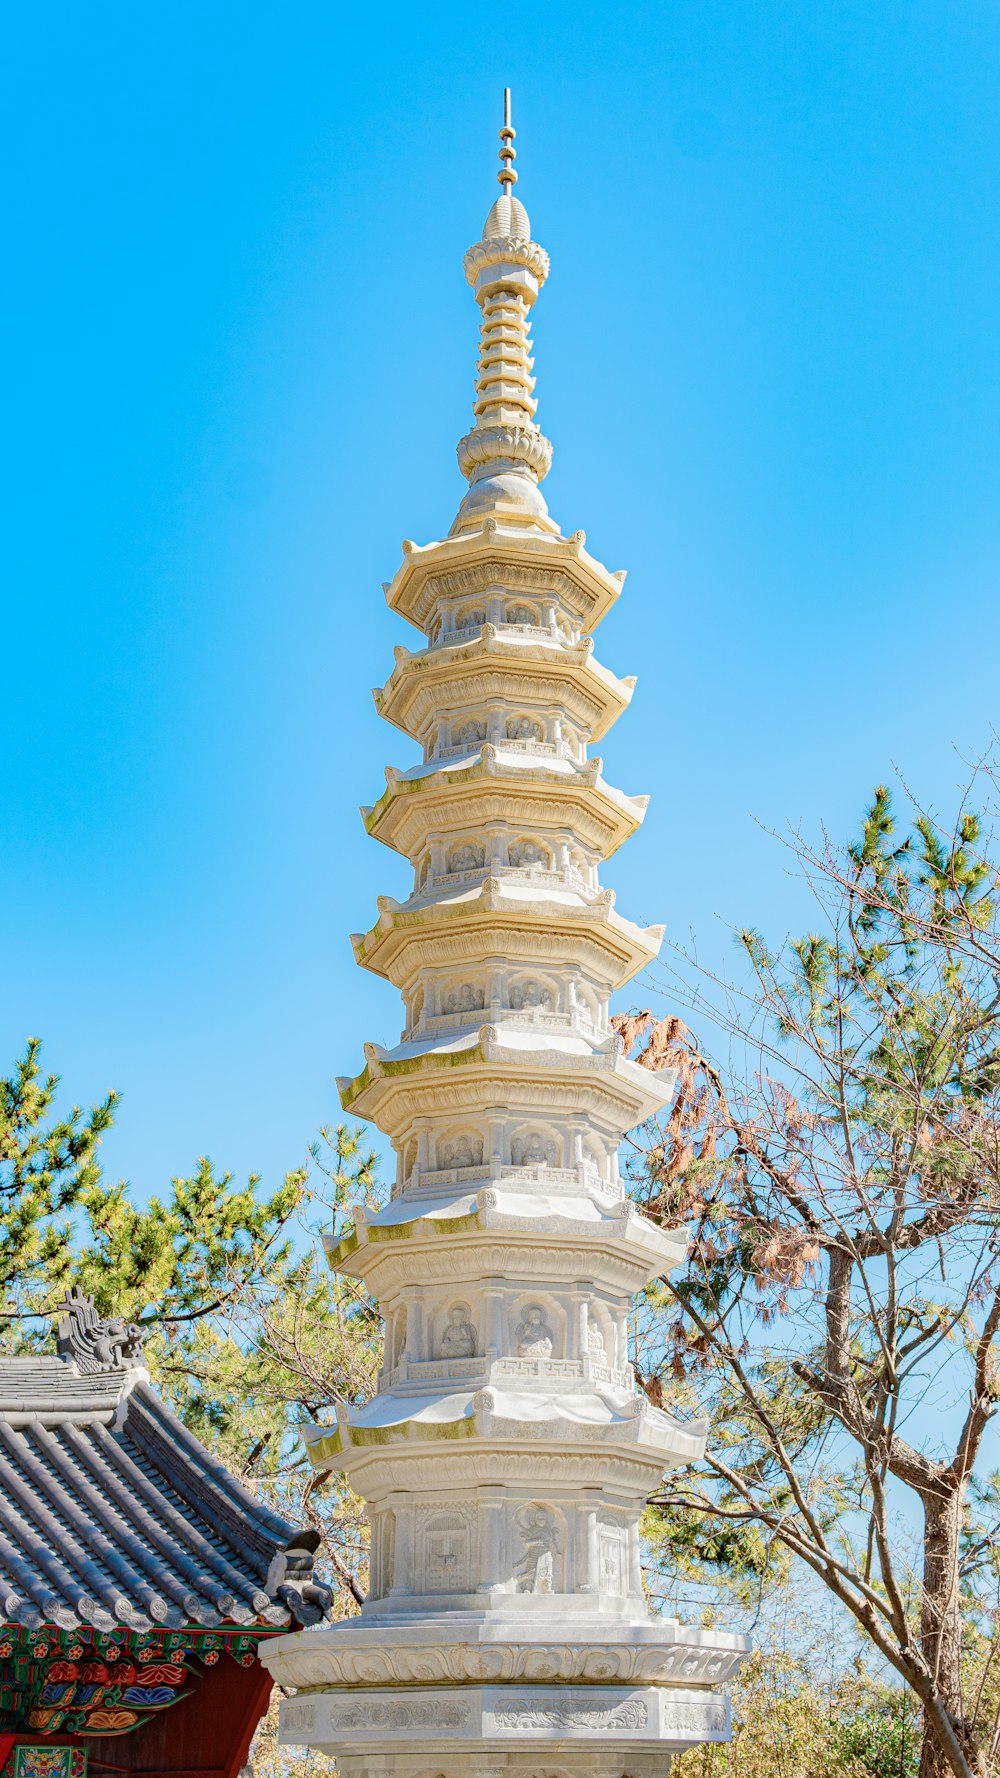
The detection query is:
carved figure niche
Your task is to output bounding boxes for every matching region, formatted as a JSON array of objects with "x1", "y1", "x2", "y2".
[
  {"x1": 447, "y1": 841, "x2": 485, "y2": 873},
  {"x1": 455, "y1": 717, "x2": 487, "y2": 745},
  {"x1": 438, "y1": 1130, "x2": 484, "y2": 1170},
  {"x1": 599, "y1": 1521, "x2": 627, "y2": 1595},
  {"x1": 510, "y1": 1129, "x2": 558, "y2": 1169},
  {"x1": 506, "y1": 603, "x2": 537, "y2": 626},
  {"x1": 585, "y1": 1304, "x2": 607, "y2": 1362},
  {"x1": 506, "y1": 715, "x2": 543, "y2": 742},
  {"x1": 581, "y1": 1134, "x2": 606, "y2": 1179},
  {"x1": 457, "y1": 606, "x2": 485, "y2": 631},
  {"x1": 510, "y1": 977, "x2": 553, "y2": 1012},
  {"x1": 515, "y1": 1303, "x2": 556, "y2": 1359},
  {"x1": 508, "y1": 838, "x2": 550, "y2": 869},
  {"x1": 438, "y1": 1300, "x2": 477, "y2": 1360},
  {"x1": 574, "y1": 982, "x2": 600, "y2": 1025},
  {"x1": 513, "y1": 1503, "x2": 563, "y2": 1594},
  {"x1": 444, "y1": 981, "x2": 484, "y2": 1013}
]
